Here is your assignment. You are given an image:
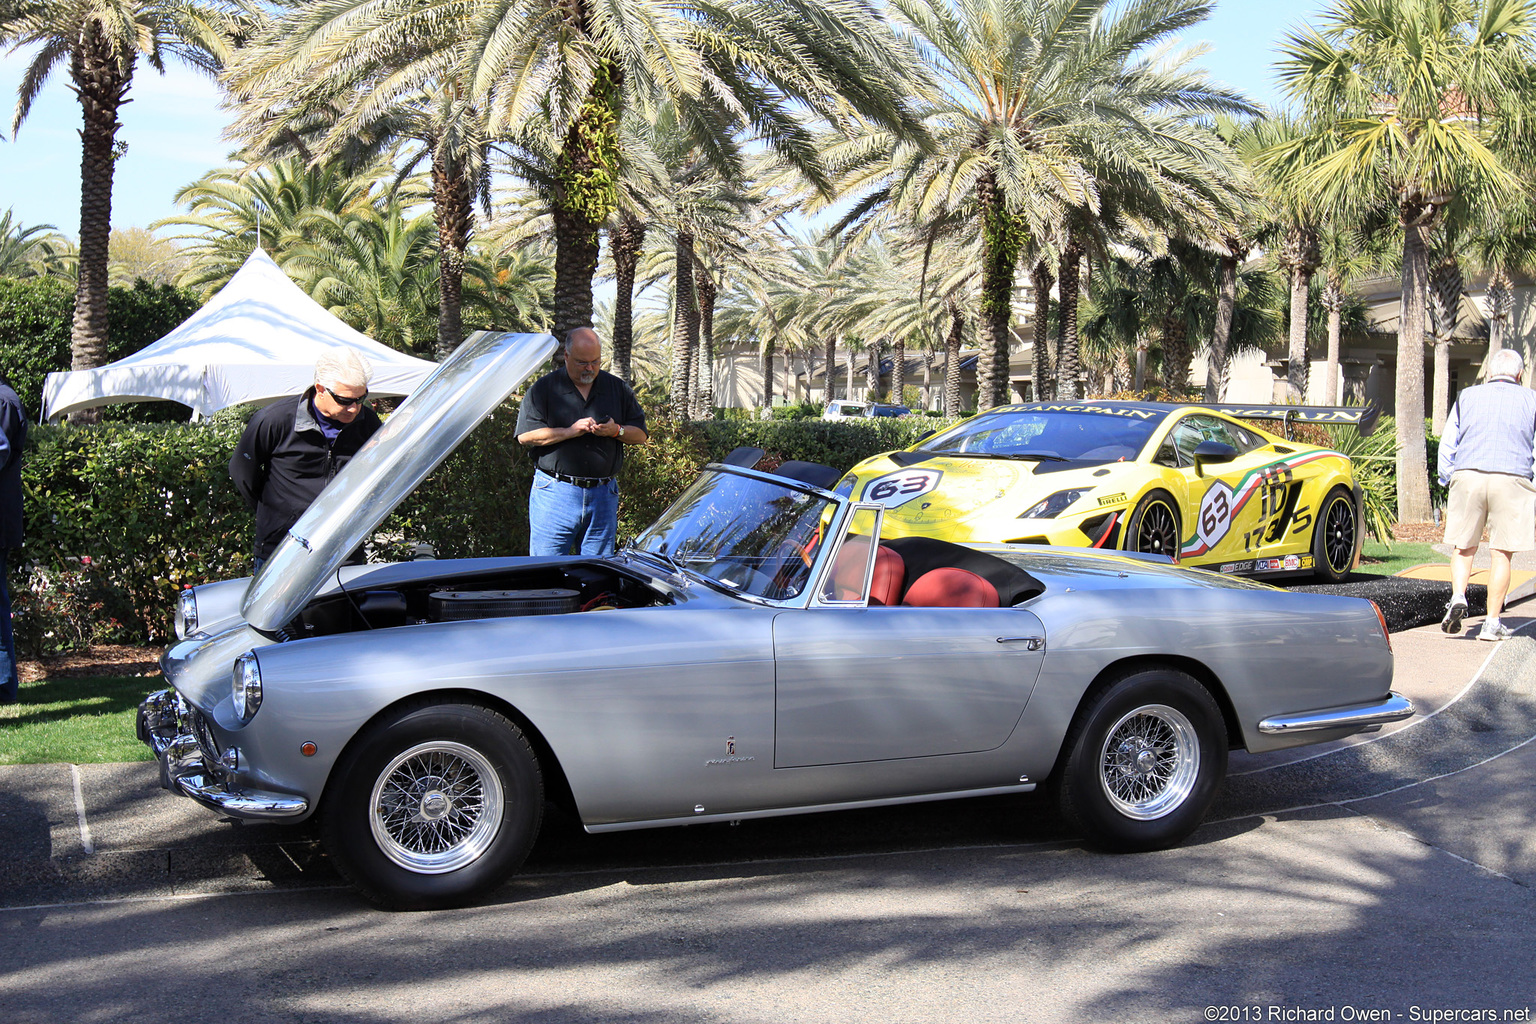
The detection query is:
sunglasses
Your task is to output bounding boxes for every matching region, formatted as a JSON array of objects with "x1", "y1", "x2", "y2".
[{"x1": 323, "y1": 387, "x2": 369, "y2": 408}]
